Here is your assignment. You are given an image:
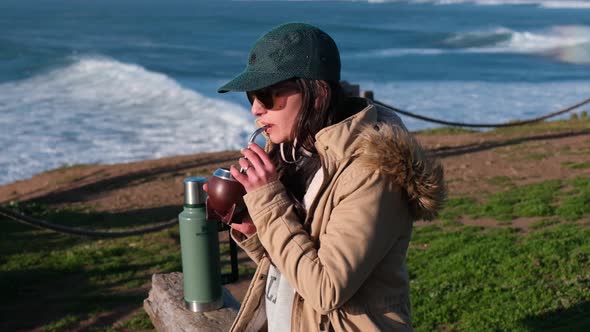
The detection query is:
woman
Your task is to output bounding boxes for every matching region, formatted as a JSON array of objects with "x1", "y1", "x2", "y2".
[{"x1": 217, "y1": 22, "x2": 445, "y2": 331}]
